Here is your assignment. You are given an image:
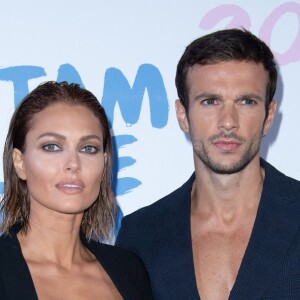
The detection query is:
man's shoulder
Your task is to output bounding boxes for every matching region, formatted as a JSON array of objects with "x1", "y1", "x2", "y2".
[
  {"x1": 115, "y1": 173, "x2": 194, "y2": 247},
  {"x1": 279, "y1": 171, "x2": 300, "y2": 199},
  {"x1": 262, "y1": 158, "x2": 300, "y2": 202},
  {"x1": 123, "y1": 172, "x2": 195, "y2": 223},
  {"x1": 263, "y1": 158, "x2": 300, "y2": 186}
]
